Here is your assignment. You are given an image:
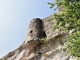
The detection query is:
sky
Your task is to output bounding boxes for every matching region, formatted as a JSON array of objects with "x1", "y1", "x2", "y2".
[{"x1": 0, "y1": 0, "x2": 57, "y2": 58}]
